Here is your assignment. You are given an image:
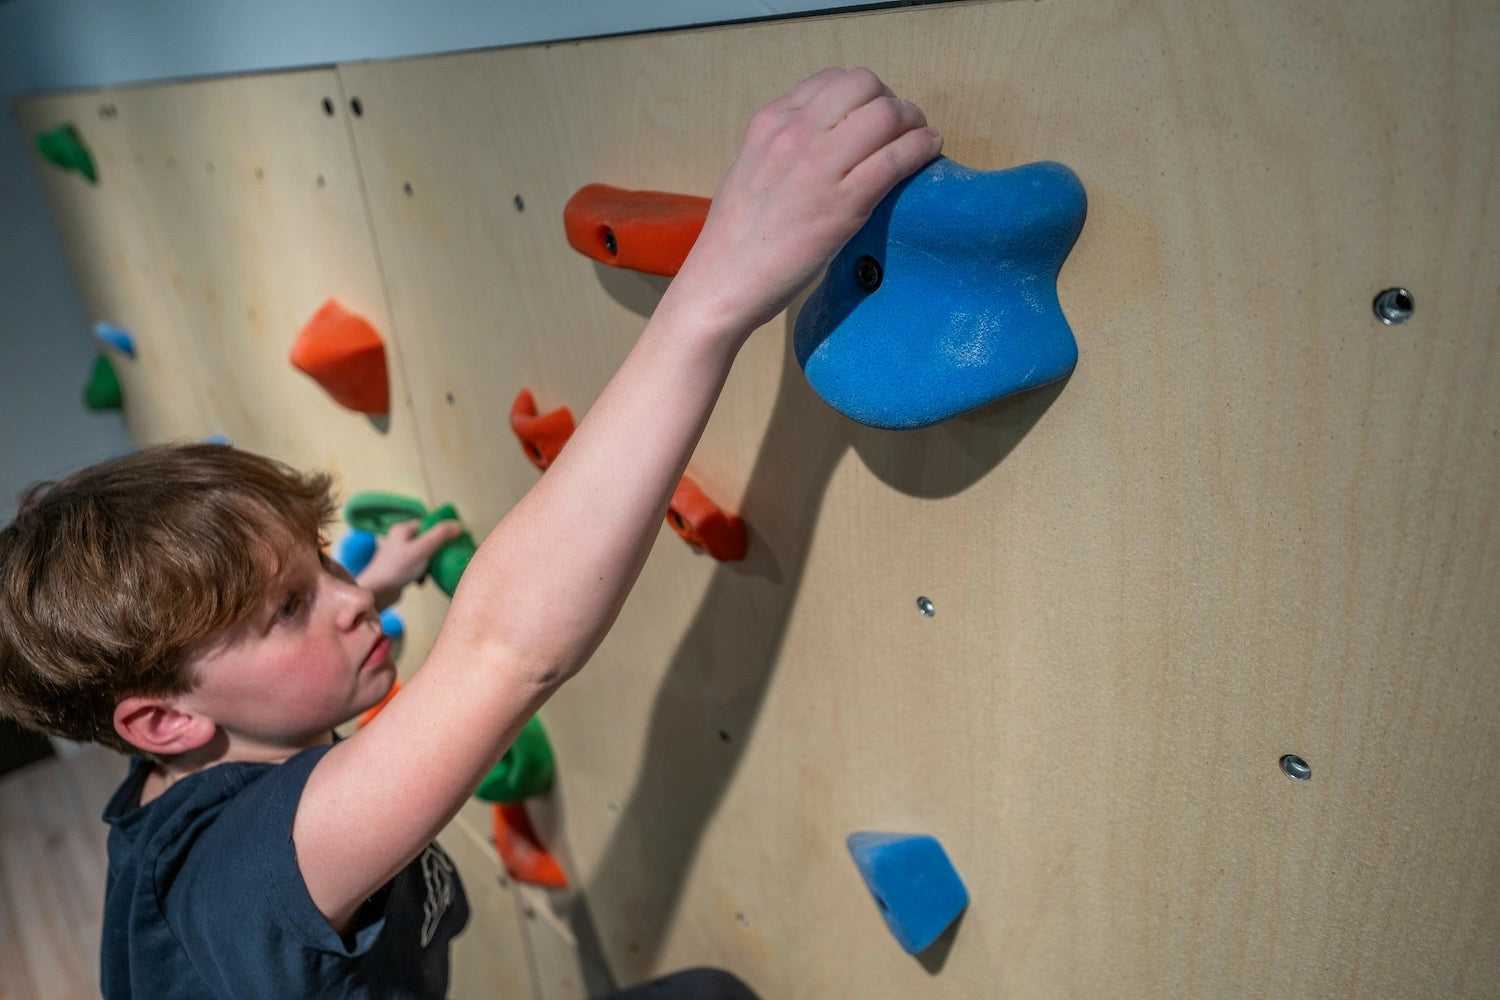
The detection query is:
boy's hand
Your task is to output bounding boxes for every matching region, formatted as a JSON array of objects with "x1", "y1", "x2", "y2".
[
  {"x1": 673, "y1": 67, "x2": 942, "y2": 335},
  {"x1": 356, "y1": 519, "x2": 466, "y2": 610}
]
